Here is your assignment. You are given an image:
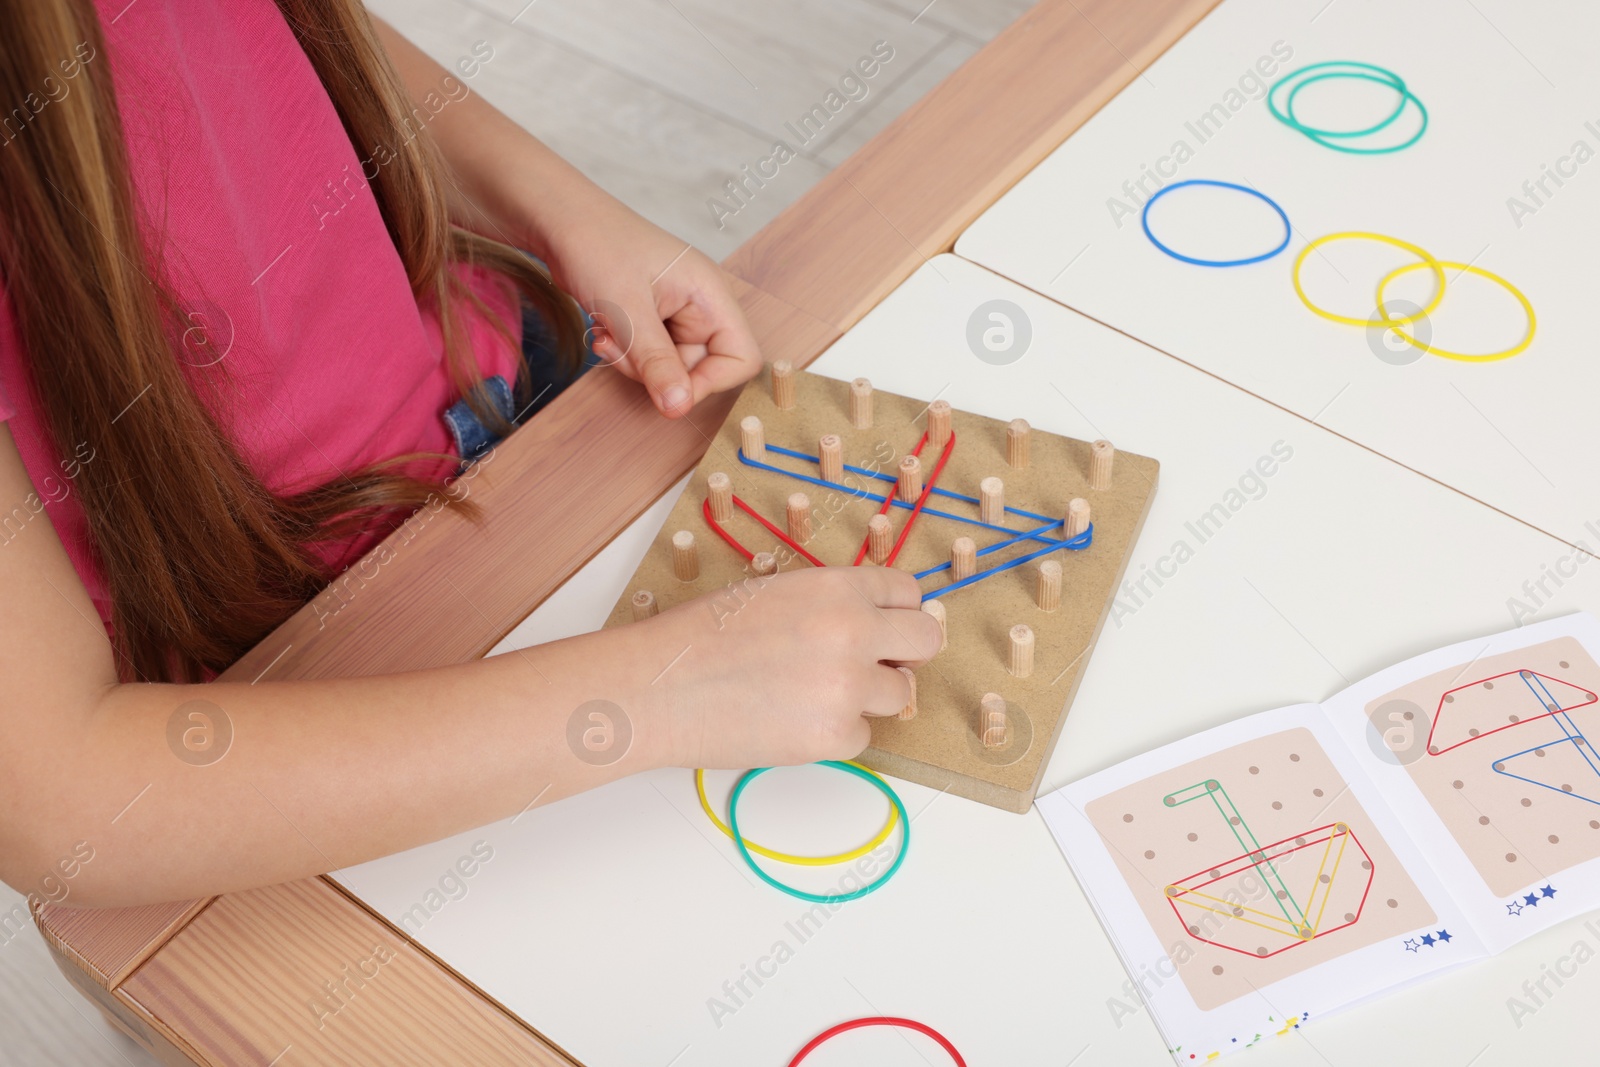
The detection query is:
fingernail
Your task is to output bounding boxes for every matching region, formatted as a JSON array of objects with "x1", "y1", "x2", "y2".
[{"x1": 661, "y1": 385, "x2": 690, "y2": 414}]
